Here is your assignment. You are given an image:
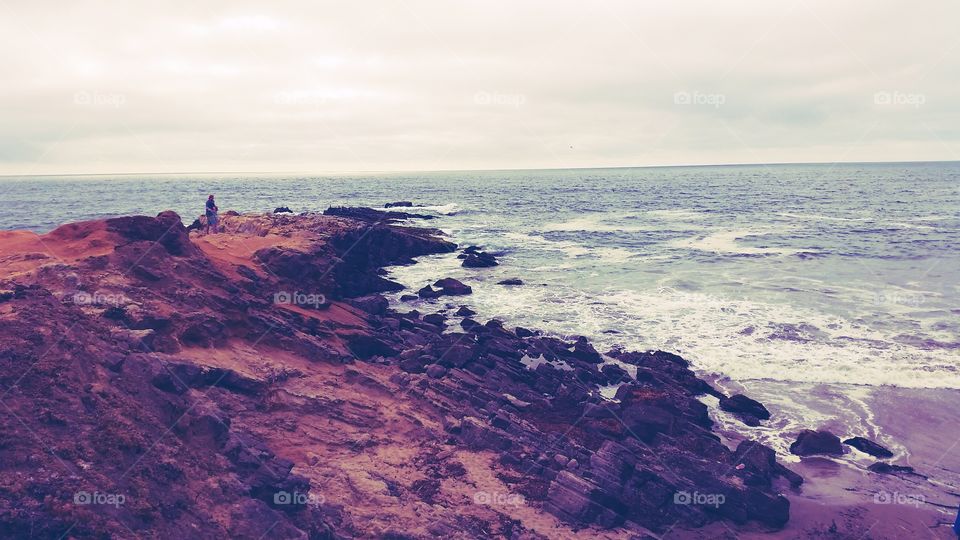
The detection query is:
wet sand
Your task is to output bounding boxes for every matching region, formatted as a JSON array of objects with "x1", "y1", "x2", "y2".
[{"x1": 704, "y1": 380, "x2": 960, "y2": 539}]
